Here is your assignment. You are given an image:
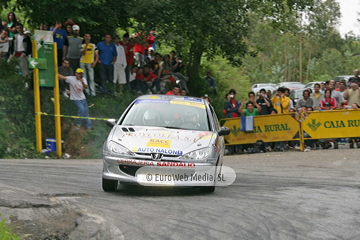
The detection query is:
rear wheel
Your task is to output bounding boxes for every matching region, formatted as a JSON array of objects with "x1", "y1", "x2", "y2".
[{"x1": 102, "y1": 177, "x2": 118, "y2": 192}]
